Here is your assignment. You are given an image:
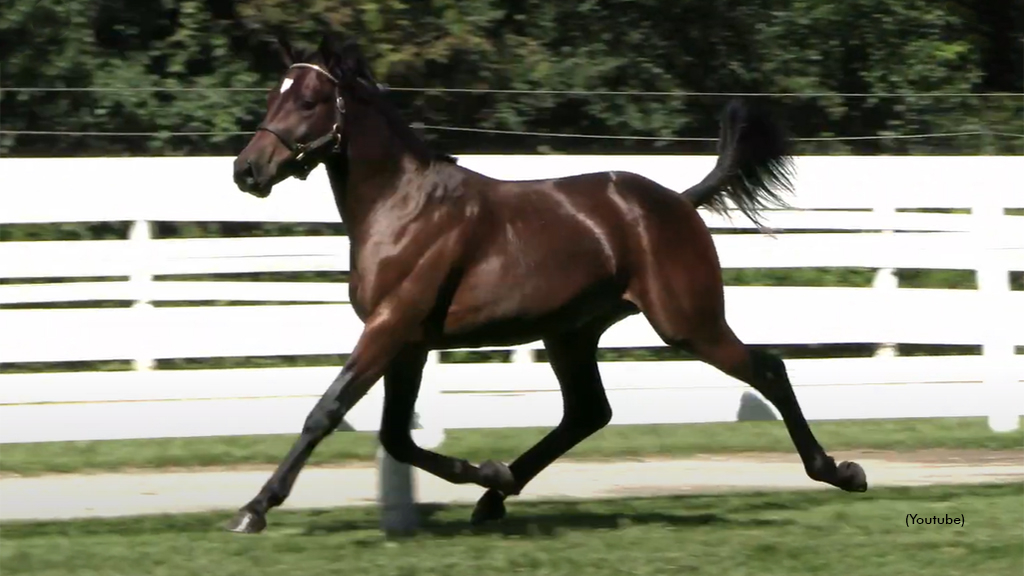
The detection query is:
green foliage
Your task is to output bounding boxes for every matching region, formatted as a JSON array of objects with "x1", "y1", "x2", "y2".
[
  {"x1": 2, "y1": 484, "x2": 1023, "y2": 576},
  {"x1": 1, "y1": 0, "x2": 1020, "y2": 157},
  {"x1": 722, "y1": 267, "x2": 876, "y2": 287}
]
